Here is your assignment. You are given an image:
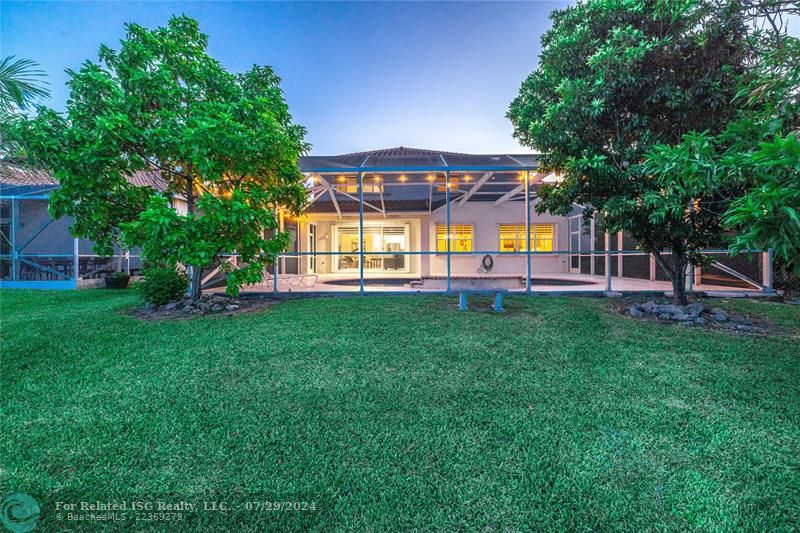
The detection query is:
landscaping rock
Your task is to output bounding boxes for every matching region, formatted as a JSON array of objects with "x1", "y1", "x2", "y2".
[
  {"x1": 625, "y1": 300, "x2": 762, "y2": 334},
  {"x1": 710, "y1": 308, "x2": 728, "y2": 322},
  {"x1": 641, "y1": 301, "x2": 658, "y2": 312},
  {"x1": 133, "y1": 292, "x2": 276, "y2": 321},
  {"x1": 686, "y1": 302, "x2": 706, "y2": 317}
]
